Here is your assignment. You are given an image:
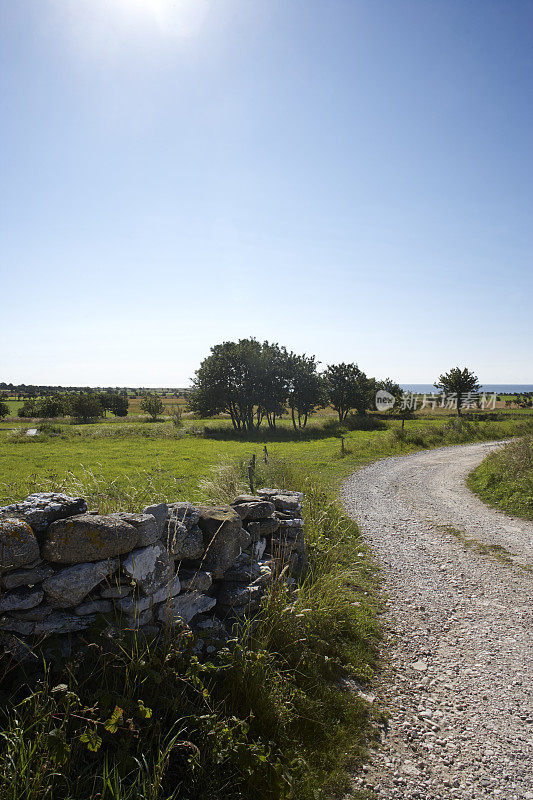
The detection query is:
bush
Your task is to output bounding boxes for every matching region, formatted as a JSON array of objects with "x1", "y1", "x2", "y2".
[
  {"x1": 140, "y1": 394, "x2": 165, "y2": 421},
  {"x1": 70, "y1": 393, "x2": 103, "y2": 423},
  {"x1": 0, "y1": 401, "x2": 8, "y2": 420}
]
